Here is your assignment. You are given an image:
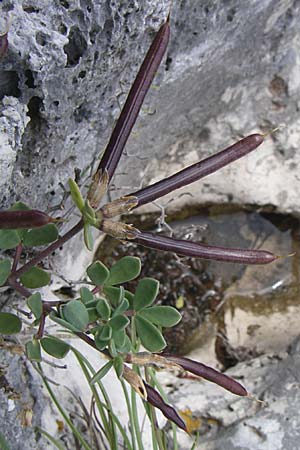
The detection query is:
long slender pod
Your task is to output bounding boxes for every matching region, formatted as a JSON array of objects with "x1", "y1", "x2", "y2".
[
  {"x1": 96, "y1": 17, "x2": 170, "y2": 184},
  {"x1": 129, "y1": 134, "x2": 264, "y2": 207},
  {"x1": 131, "y1": 230, "x2": 277, "y2": 264}
]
